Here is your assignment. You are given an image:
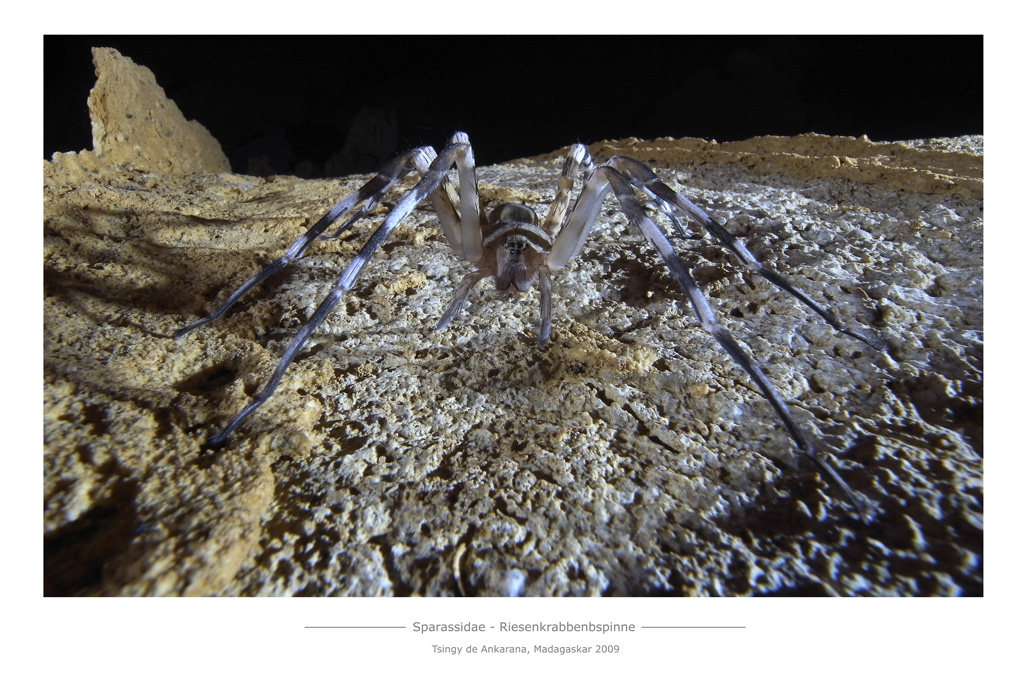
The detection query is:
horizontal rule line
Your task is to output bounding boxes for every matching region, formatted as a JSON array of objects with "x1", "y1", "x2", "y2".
[
  {"x1": 305, "y1": 626, "x2": 407, "y2": 629},
  {"x1": 640, "y1": 626, "x2": 746, "y2": 629}
]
